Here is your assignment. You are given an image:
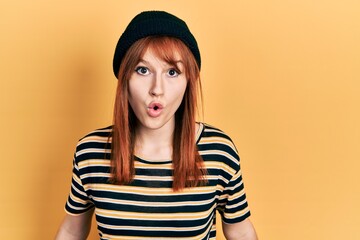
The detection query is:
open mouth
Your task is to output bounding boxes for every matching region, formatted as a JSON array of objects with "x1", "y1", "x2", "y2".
[
  {"x1": 148, "y1": 102, "x2": 163, "y2": 110},
  {"x1": 147, "y1": 102, "x2": 163, "y2": 117}
]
